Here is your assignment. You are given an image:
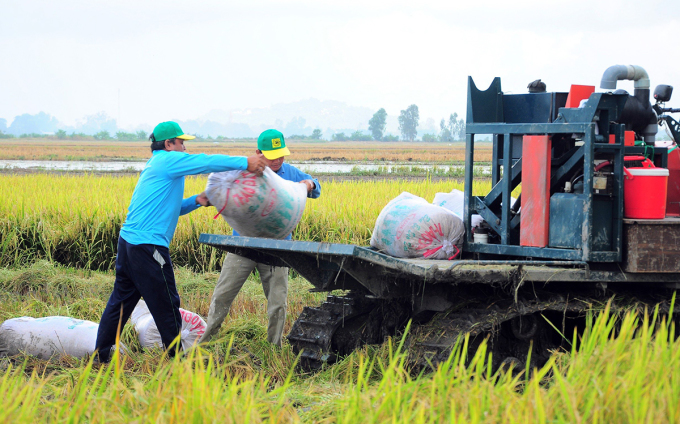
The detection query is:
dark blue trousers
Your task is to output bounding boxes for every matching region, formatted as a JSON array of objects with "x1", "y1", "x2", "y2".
[{"x1": 95, "y1": 237, "x2": 182, "y2": 361}]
